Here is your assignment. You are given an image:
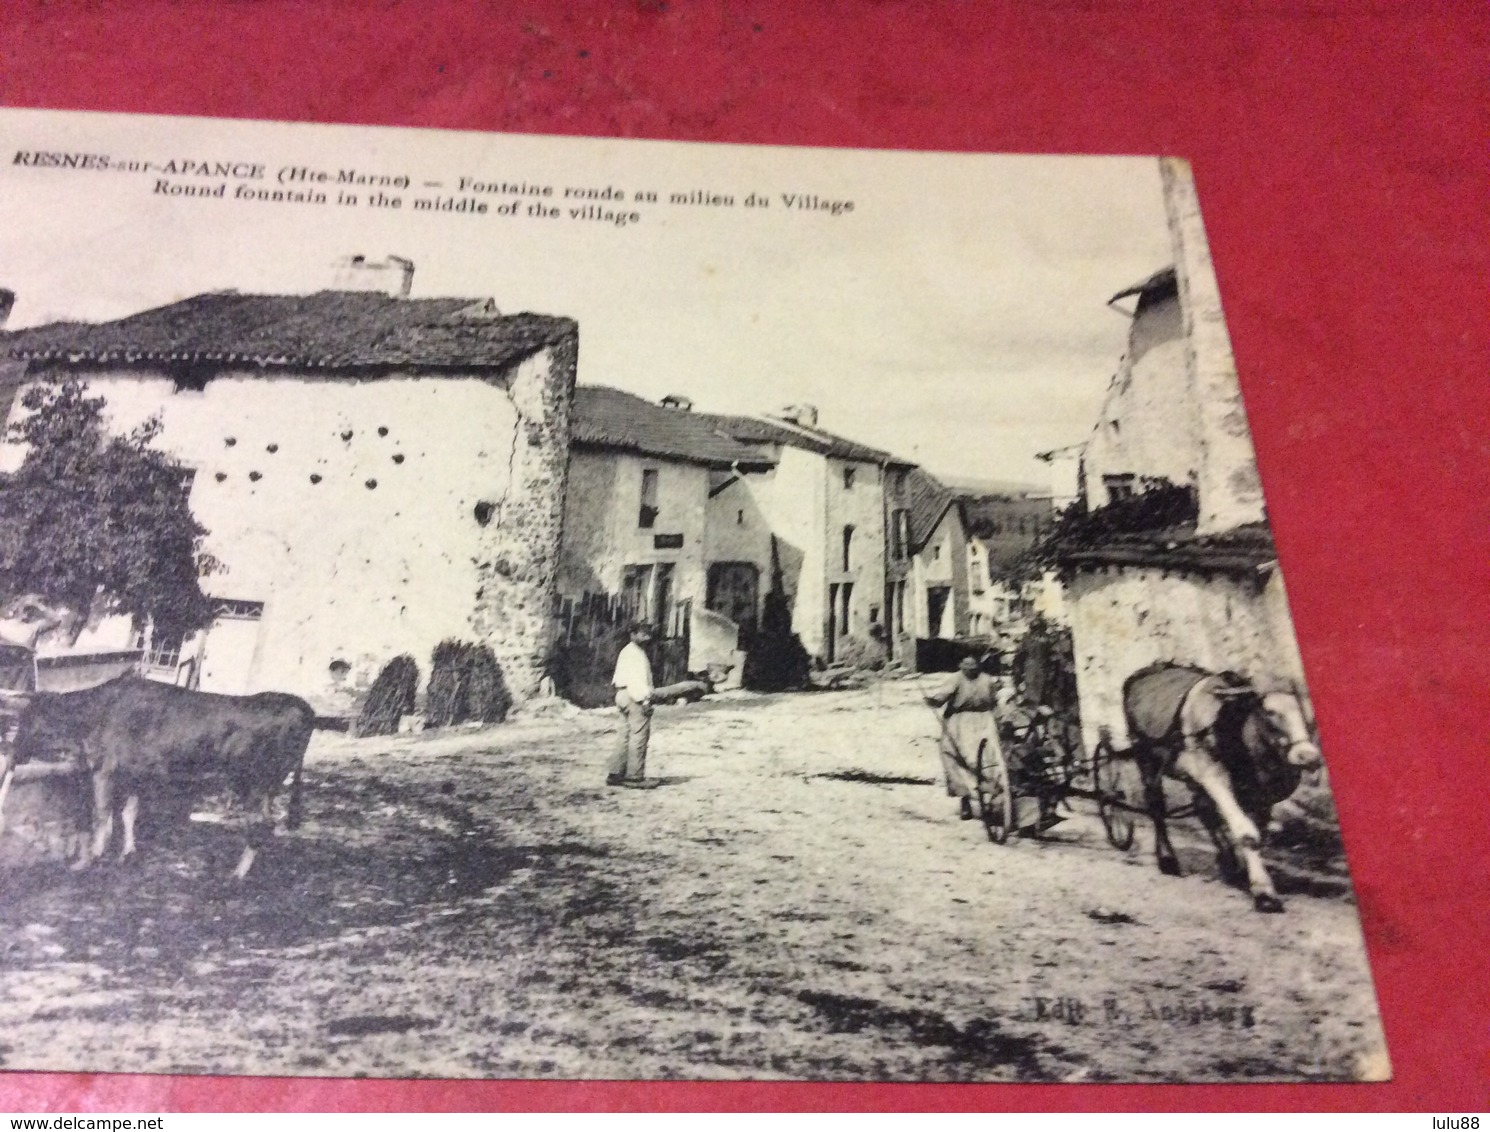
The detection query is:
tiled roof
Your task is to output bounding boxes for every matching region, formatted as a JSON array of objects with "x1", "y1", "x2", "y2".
[
  {"x1": 693, "y1": 412, "x2": 910, "y2": 466},
  {"x1": 1058, "y1": 521, "x2": 1277, "y2": 574},
  {"x1": 571, "y1": 386, "x2": 776, "y2": 469},
  {"x1": 0, "y1": 291, "x2": 575, "y2": 371},
  {"x1": 905, "y1": 466, "x2": 959, "y2": 552}
]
